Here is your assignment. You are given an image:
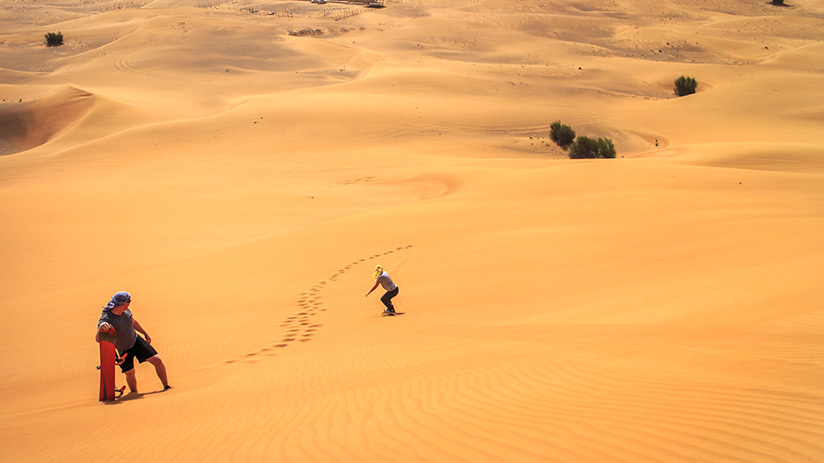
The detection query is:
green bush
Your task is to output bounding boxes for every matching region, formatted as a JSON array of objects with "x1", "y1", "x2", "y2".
[
  {"x1": 569, "y1": 136, "x2": 616, "y2": 159},
  {"x1": 45, "y1": 32, "x2": 63, "y2": 47},
  {"x1": 674, "y1": 75, "x2": 697, "y2": 96},
  {"x1": 549, "y1": 120, "x2": 576, "y2": 148}
]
